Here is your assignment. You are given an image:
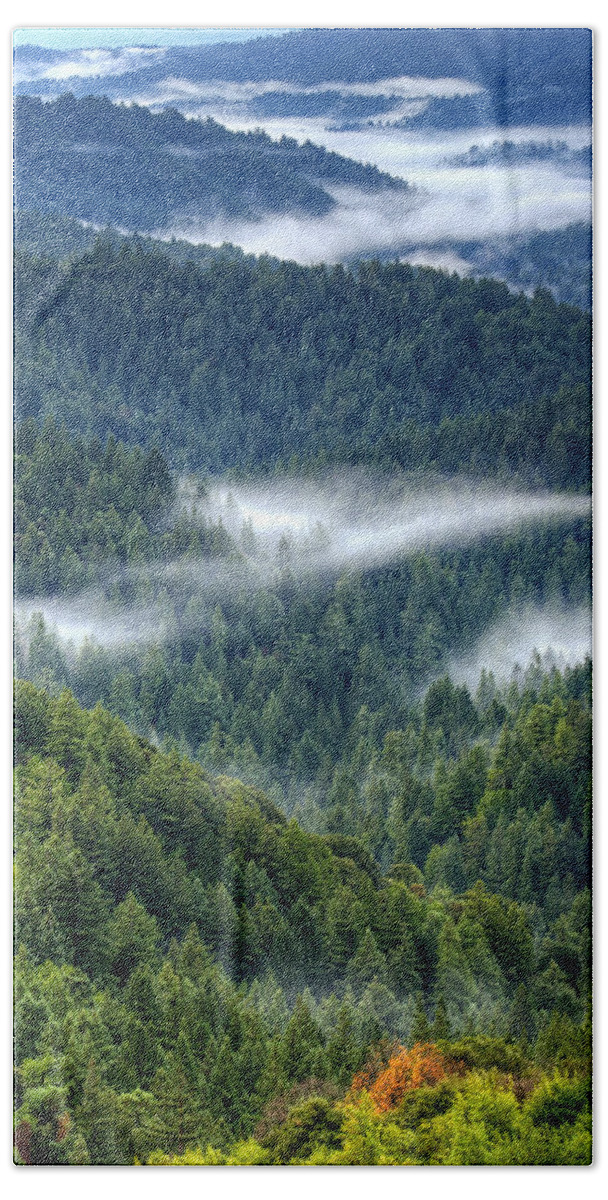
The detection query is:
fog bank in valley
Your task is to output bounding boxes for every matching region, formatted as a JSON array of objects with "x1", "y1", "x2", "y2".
[
  {"x1": 443, "y1": 602, "x2": 592, "y2": 691},
  {"x1": 14, "y1": 475, "x2": 590, "y2": 686},
  {"x1": 157, "y1": 112, "x2": 590, "y2": 264},
  {"x1": 14, "y1": 40, "x2": 591, "y2": 265},
  {"x1": 162, "y1": 155, "x2": 590, "y2": 266},
  {"x1": 128, "y1": 73, "x2": 481, "y2": 124},
  {"x1": 199, "y1": 473, "x2": 589, "y2": 575},
  {"x1": 14, "y1": 594, "x2": 171, "y2": 650}
]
